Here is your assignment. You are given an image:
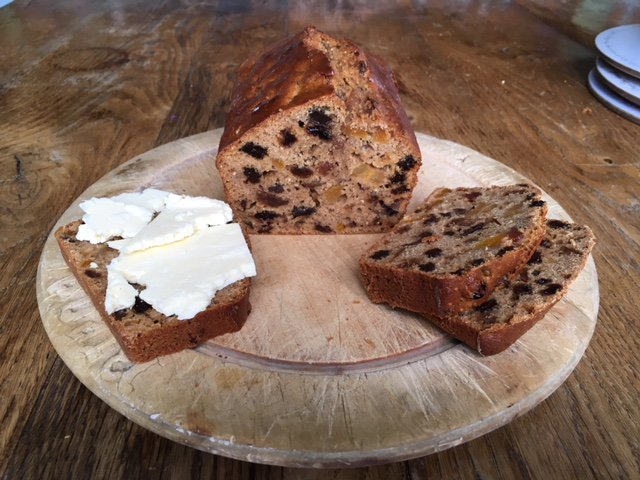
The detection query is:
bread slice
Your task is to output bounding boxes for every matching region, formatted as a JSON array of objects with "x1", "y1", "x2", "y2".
[
  {"x1": 359, "y1": 184, "x2": 548, "y2": 317},
  {"x1": 216, "y1": 26, "x2": 421, "y2": 234},
  {"x1": 425, "y1": 220, "x2": 595, "y2": 355},
  {"x1": 55, "y1": 221, "x2": 251, "y2": 363}
]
